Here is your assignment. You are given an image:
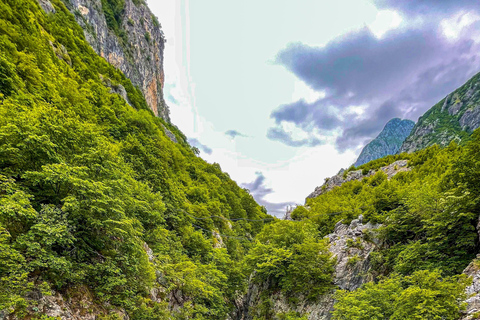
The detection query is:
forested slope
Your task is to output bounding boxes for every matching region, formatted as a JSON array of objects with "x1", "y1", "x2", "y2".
[
  {"x1": 287, "y1": 136, "x2": 480, "y2": 319},
  {"x1": 0, "y1": 1, "x2": 271, "y2": 318}
]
